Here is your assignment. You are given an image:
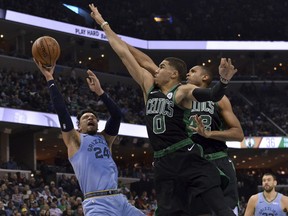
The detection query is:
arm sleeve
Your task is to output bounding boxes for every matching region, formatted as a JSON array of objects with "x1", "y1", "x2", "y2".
[
  {"x1": 47, "y1": 80, "x2": 74, "y2": 132},
  {"x1": 192, "y1": 81, "x2": 228, "y2": 102},
  {"x1": 99, "y1": 92, "x2": 122, "y2": 136}
]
